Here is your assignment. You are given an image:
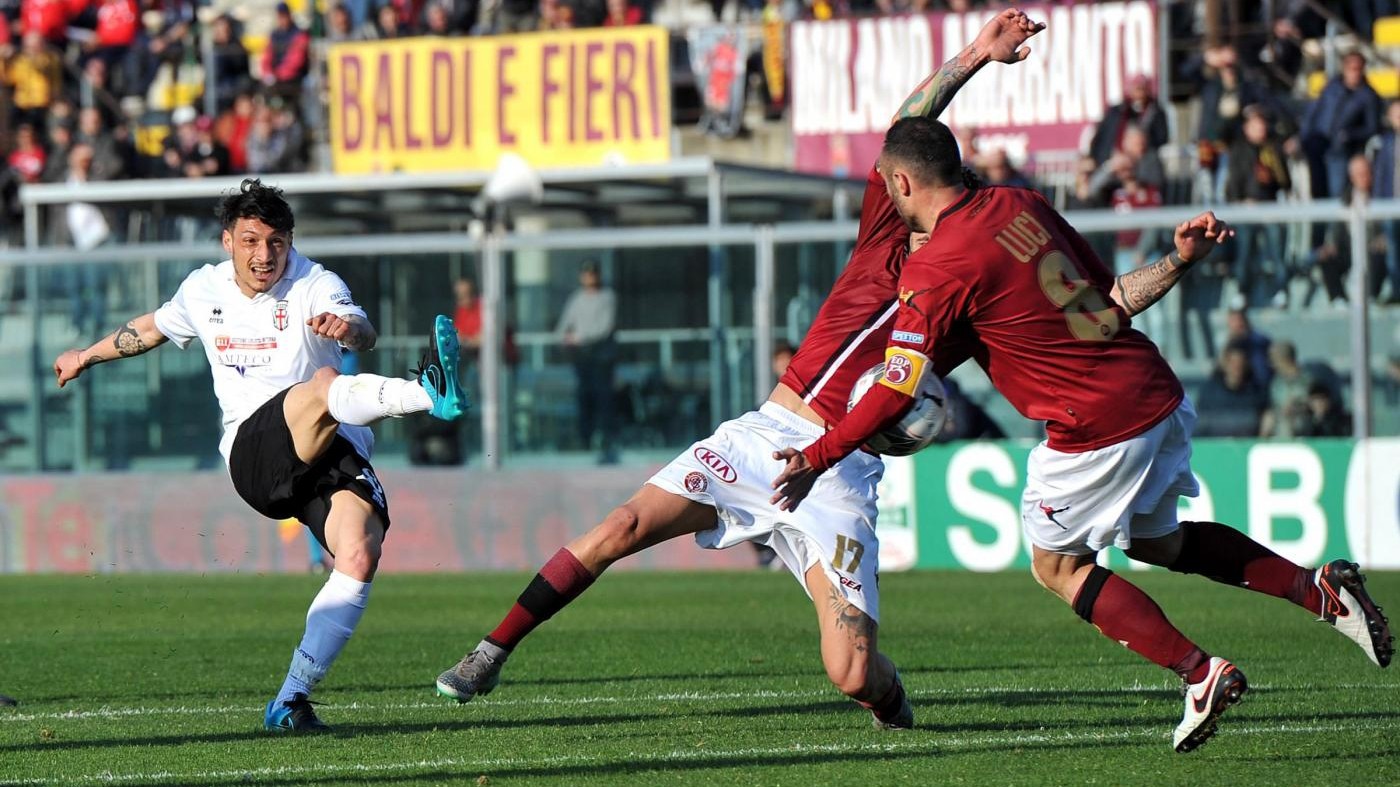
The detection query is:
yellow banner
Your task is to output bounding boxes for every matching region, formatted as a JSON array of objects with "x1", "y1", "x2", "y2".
[{"x1": 327, "y1": 28, "x2": 672, "y2": 174}]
